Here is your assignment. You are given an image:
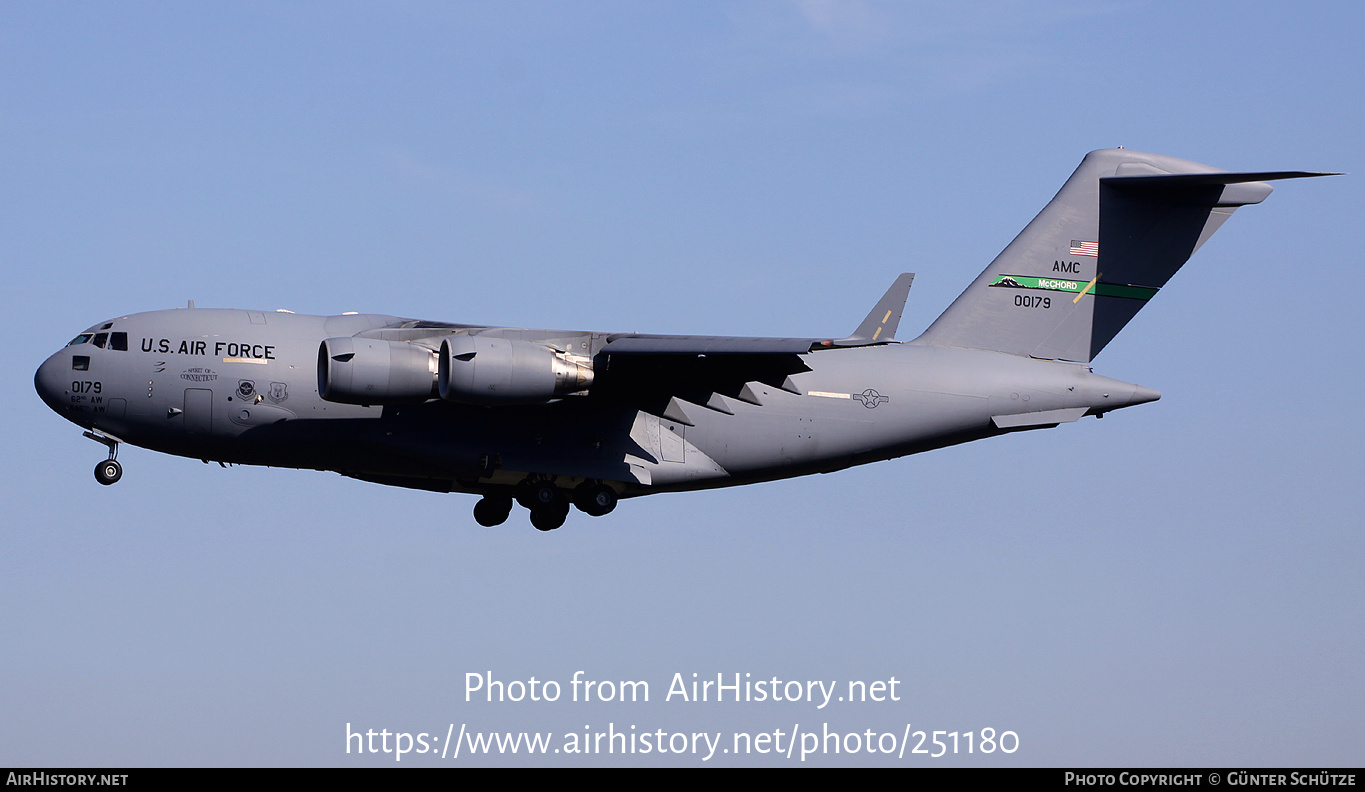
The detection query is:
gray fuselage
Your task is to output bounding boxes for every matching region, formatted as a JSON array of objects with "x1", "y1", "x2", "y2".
[{"x1": 35, "y1": 307, "x2": 1156, "y2": 500}]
